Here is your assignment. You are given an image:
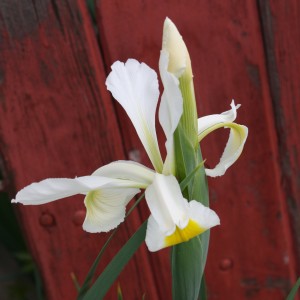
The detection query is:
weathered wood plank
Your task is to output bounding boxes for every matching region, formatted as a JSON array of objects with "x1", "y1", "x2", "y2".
[
  {"x1": 96, "y1": 0, "x2": 298, "y2": 299},
  {"x1": 258, "y1": 0, "x2": 300, "y2": 274},
  {"x1": 0, "y1": 0, "x2": 159, "y2": 299}
]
